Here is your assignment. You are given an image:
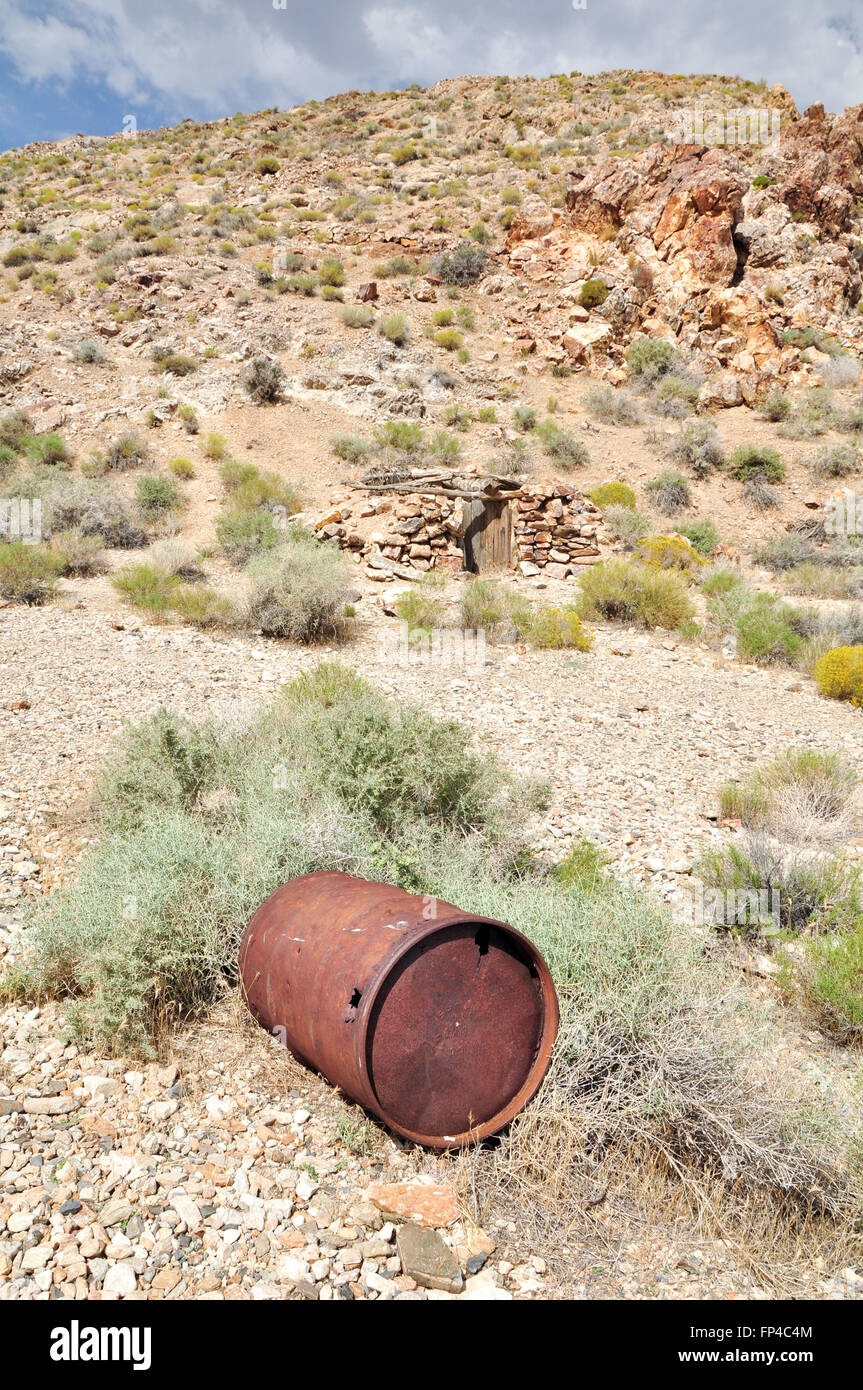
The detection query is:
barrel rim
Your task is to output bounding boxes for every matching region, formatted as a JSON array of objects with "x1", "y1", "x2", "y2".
[{"x1": 353, "y1": 912, "x2": 559, "y2": 1149}]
